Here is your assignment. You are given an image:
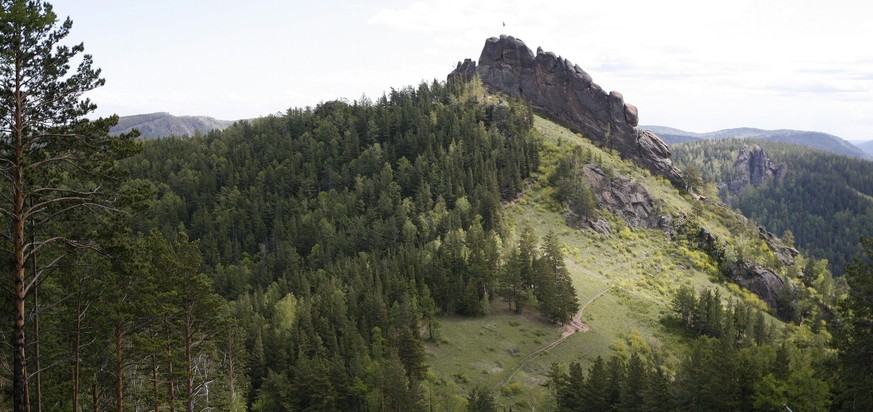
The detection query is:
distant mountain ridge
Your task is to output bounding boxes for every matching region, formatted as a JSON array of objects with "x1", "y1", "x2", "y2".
[
  {"x1": 645, "y1": 125, "x2": 871, "y2": 160},
  {"x1": 857, "y1": 140, "x2": 873, "y2": 157},
  {"x1": 111, "y1": 112, "x2": 234, "y2": 139}
]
